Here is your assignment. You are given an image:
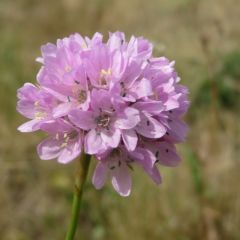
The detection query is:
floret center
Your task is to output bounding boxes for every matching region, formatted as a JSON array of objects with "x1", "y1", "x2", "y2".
[
  {"x1": 72, "y1": 85, "x2": 87, "y2": 104},
  {"x1": 95, "y1": 114, "x2": 110, "y2": 128},
  {"x1": 59, "y1": 131, "x2": 78, "y2": 148},
  {"x1": 78, "y1": 90, "x2": 87, "y2": 103},
  {"x1": 99, "y1": 68, "x2": 111, "y2": 86}
]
